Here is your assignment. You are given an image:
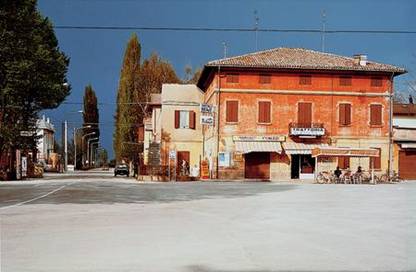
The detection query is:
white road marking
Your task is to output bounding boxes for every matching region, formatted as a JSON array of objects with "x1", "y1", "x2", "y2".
[{"x1": 0, "y1": 181, "x2": 77, "y2": 211}]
